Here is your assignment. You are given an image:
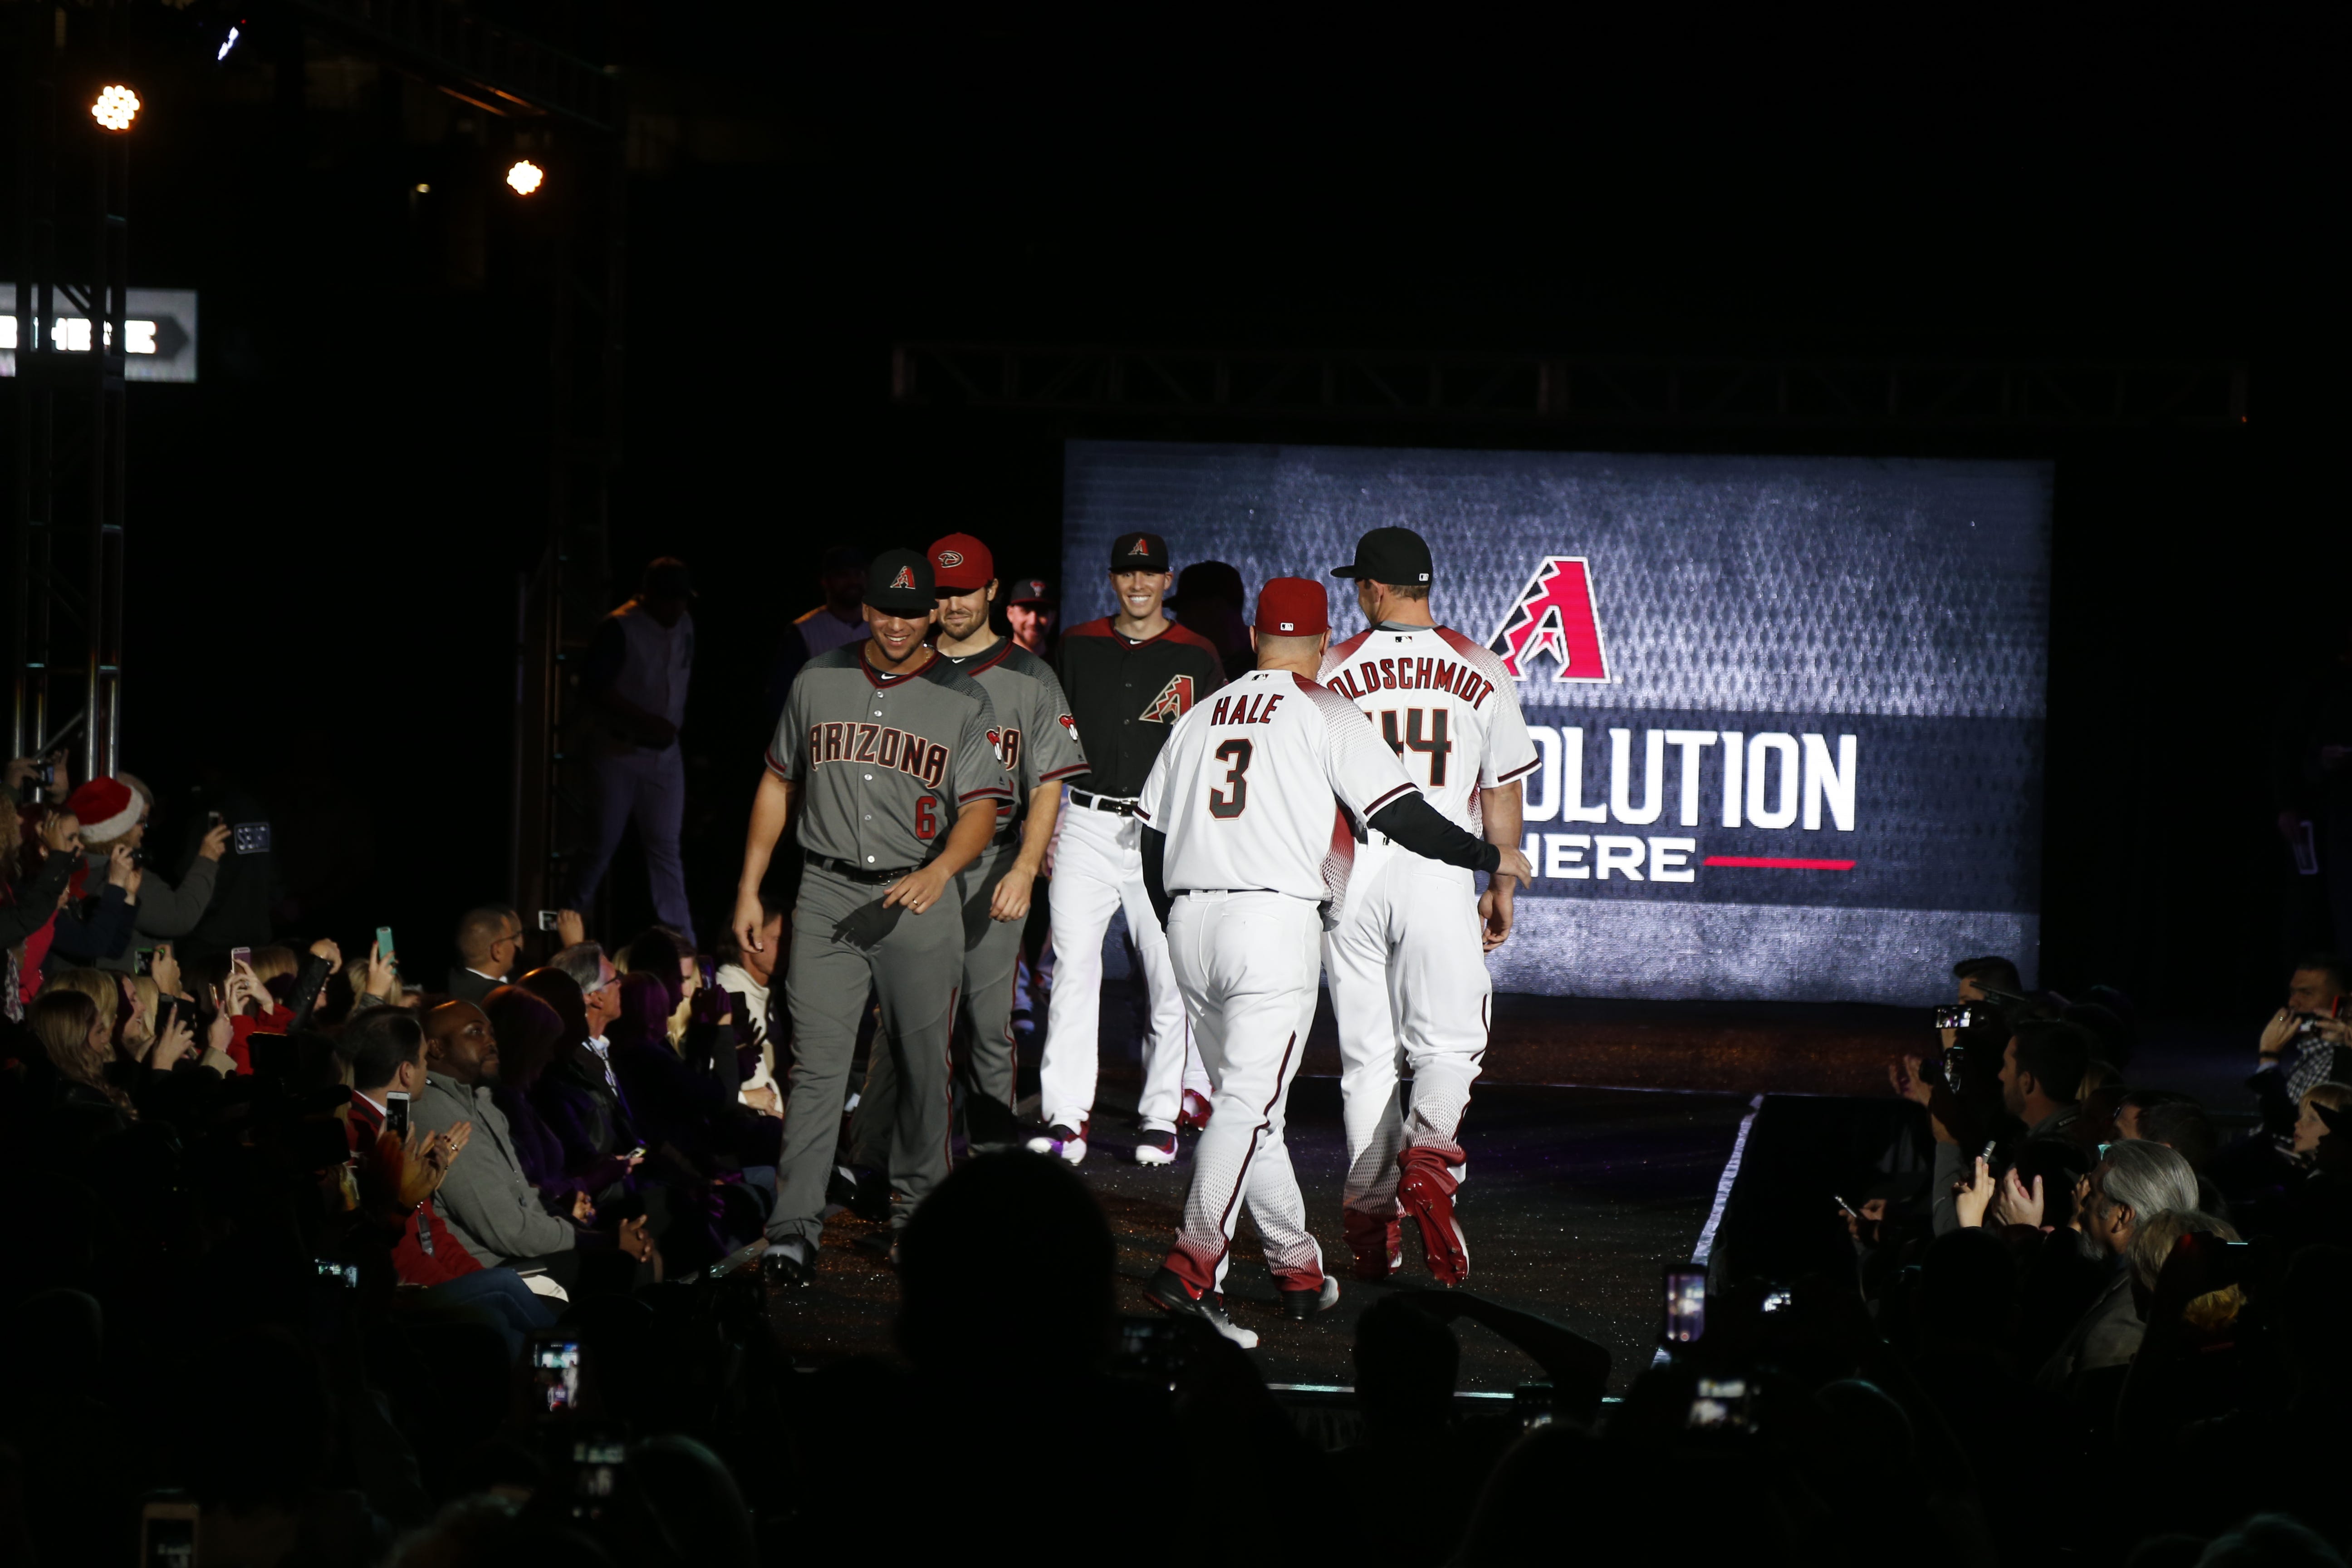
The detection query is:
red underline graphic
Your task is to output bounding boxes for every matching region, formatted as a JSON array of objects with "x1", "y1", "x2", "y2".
[{"x1": 1701, "y1": 856, "x2": 1857, "y2": 871}]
